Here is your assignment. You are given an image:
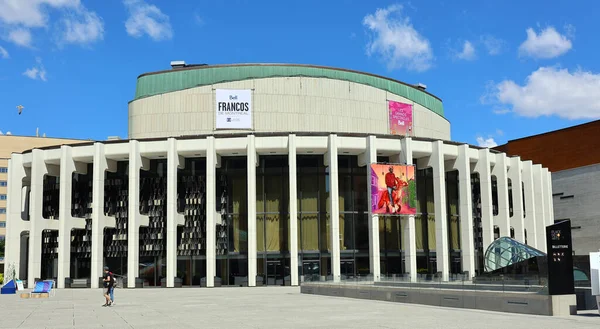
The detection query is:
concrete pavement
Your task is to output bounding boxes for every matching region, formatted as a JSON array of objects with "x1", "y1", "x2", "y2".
[{"x1": 0, "y1": 286, "x2": 598, "y2": 328}]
